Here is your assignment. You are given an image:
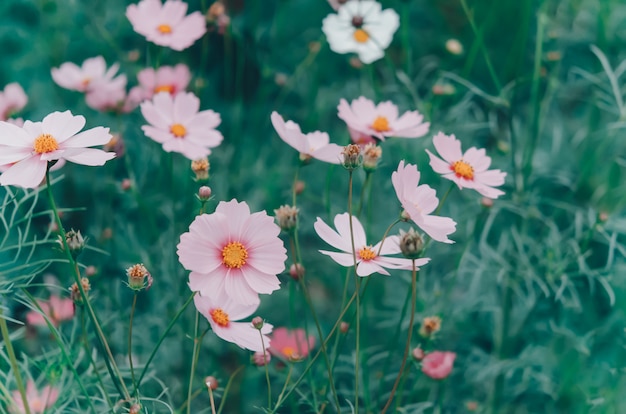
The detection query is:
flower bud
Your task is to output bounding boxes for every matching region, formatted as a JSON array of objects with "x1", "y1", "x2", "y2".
[
  {"x1": 204, "y1": 376, "x2": 218, "y2": 390},
  {"x1": 274, "y1": 205, "x2": 299, "y2": 232},
  {"x1": 251, "y1": 316, "x2": 264, "y2": 330},
  {"x1": 198, "y1": 186, "x2": 212, "y2": 201},
  {"x1": 253, "y1": 351, "x2": 271, "y2": 366},
  {"x1": 69, "y1": 278, "x2": 91, "y2": 305},
  {"x1": 419, "y1": 316, "x2": 442, "y2": 337},
  {"x1": 206, "y1": 1, "x2": 225, "y2": 21},
  {"x1": 58, "y1": 229, "x2": 85, "y2": 259},
  {"x1": 398, "y1": 228, "x2": 424, "y2": 259},
  {"x1": 411, "y1": 347, "x2": 425, "y2": 361},
  {"x1": 129, "y1": 403, "x2": 142, "y2": 414},
  {"x1": 340, "y1": 321, "x2": 349, "y2": 334},
  {"x1": 85, "y1": 265, "x2": 98, "y2": 277},
  {"x1": 191, "y1": 158, "x2": 210, "y2": 181},
  {"x1": 289, "y1": 263, "x2": 305, "y2": 280},
  {"x1": 126, "y1": 264, "x2": 152, "y2": 291},
  {"x1": 480, "y1": 197, "x2": 493, "y2": 208},
  {"x1": 362, "y1": 144, "x2": 382, "y2": 172},
  {"x1": 445, "y1": 39, "x2": 463, "y2": 55},
  {"x1": 121, "y1": 178, "x2": 132, "y2": 191},
  {"x1": 293, "y1": 180, "x2": 305, "y2": 195},
  {"x1": 599, "y1": 212, "x2": 609, "y2": 222},
  {"x1": 342, "y1": 144, "x2": 362, "y2": 170}
]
